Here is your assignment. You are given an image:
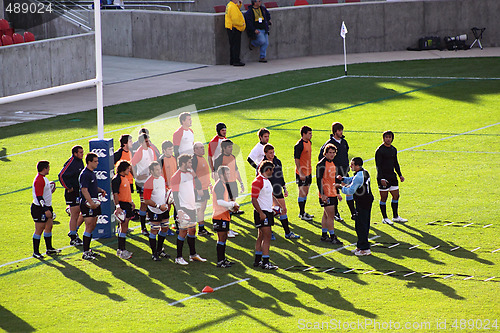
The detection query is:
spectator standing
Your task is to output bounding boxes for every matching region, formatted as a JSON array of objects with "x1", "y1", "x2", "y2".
[
  {"x1": 225, "y1": 0, "x2": 246, "y2": 66},
  {"x1": 244, "y1": 0, "x2": 272, "y2": 63}
]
